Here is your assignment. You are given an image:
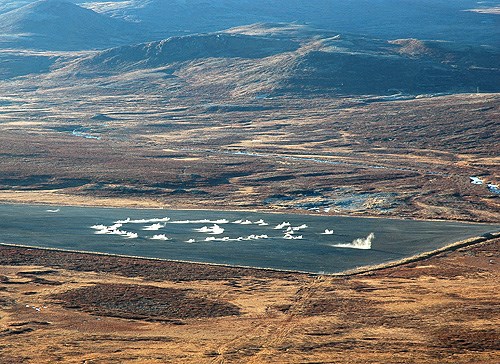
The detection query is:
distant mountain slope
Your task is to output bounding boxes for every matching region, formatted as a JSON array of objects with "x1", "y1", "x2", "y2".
[
  {"x1": 282, "y1": 36, "x2": 500, "y2": 95},
  {"x1": 69, "y1": 32, "x2": 300, "y2": 73},
  {"x1": 0, "y1": 0, "x2": 142, "y2": 50},
  {"x1": 0, "y1": 51, "x2": 57, "y2": 79},
  {"x1": 84, "y1": 0, "x2": 499, "y2": 46},
  {"x1": 61, "y1": 26, "x2": 500, "y2": 96},
  {"x1": 0, "y1": 1, "x2": 32, "y2": 14}
]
